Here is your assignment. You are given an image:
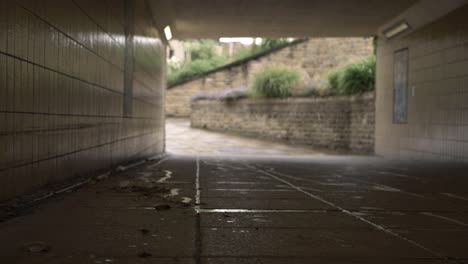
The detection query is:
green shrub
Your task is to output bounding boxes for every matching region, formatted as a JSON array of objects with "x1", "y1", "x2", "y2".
[
  {"x1": 167, "y1": 39, "x2": 228, "y2": 86},
  {"x1": 188, "y1": 40, "x2": 218, "y2": 61},
  {"x1": 327, "y1": 55, "x2": 376, "y2": 95},
  {"x1": 231, "y1": 46, "x2": 259, "y2": 61},
  {"x1": 167, "y1": 57, "x2": 225, "y2": 86},
  {"x1": 229, "y1": 38, "x2": 291, "y2": 62},
  {"x1": 260, "y1": 38, "x2": 289, "y2": 50},
  {"x1": 252, "y1": 67, "x2": 300, "y2": 98},
  {"x1": 327, "y1": 71, "x2": 340, "y2": 94}
]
